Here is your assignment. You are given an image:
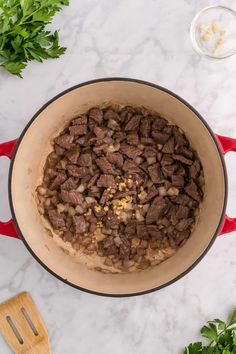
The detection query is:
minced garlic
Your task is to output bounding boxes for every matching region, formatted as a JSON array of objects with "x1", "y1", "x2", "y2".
[{"x1": 199, "y1": 21, "x2": 228, "y2": 53}]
